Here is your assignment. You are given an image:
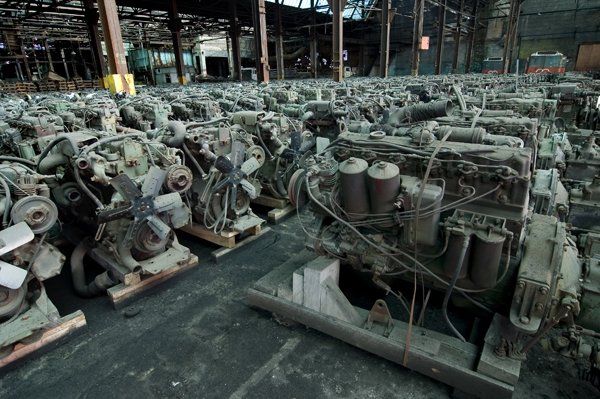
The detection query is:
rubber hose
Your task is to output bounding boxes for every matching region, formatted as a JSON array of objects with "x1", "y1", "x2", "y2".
[
  {"x1": 387, "y1": 100, "x2": 454, "y2": 126},
  {"x1": 70, "y1": 240, "x2": 117, "y2": 297},
  {"x1": 0, "y1": 156, "x2": 36, "y2": 167},
  {"x1": 38, "y1": 153, "x2": 69, "y2": 174},
  {"x1": 36, "y1": 135, "x2": 79, "y2": 172},
  {"x1": 164, "y1": 120, "x2": 187, "y2": 147}
]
